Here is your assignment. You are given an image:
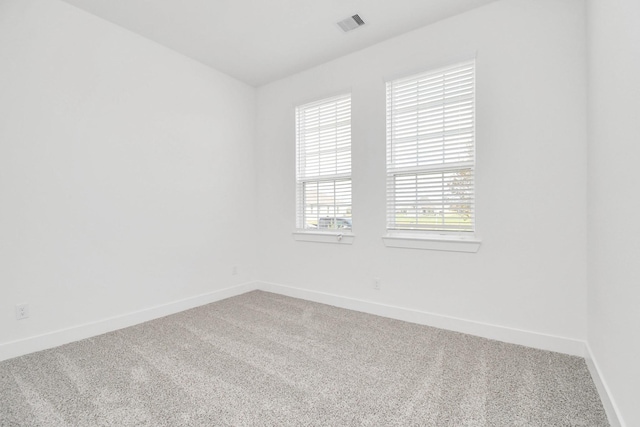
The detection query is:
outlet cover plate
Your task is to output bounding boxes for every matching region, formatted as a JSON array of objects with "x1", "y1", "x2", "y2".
[{"x1": 15, "y1": 304, "x2": 29, "y2": 320}]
